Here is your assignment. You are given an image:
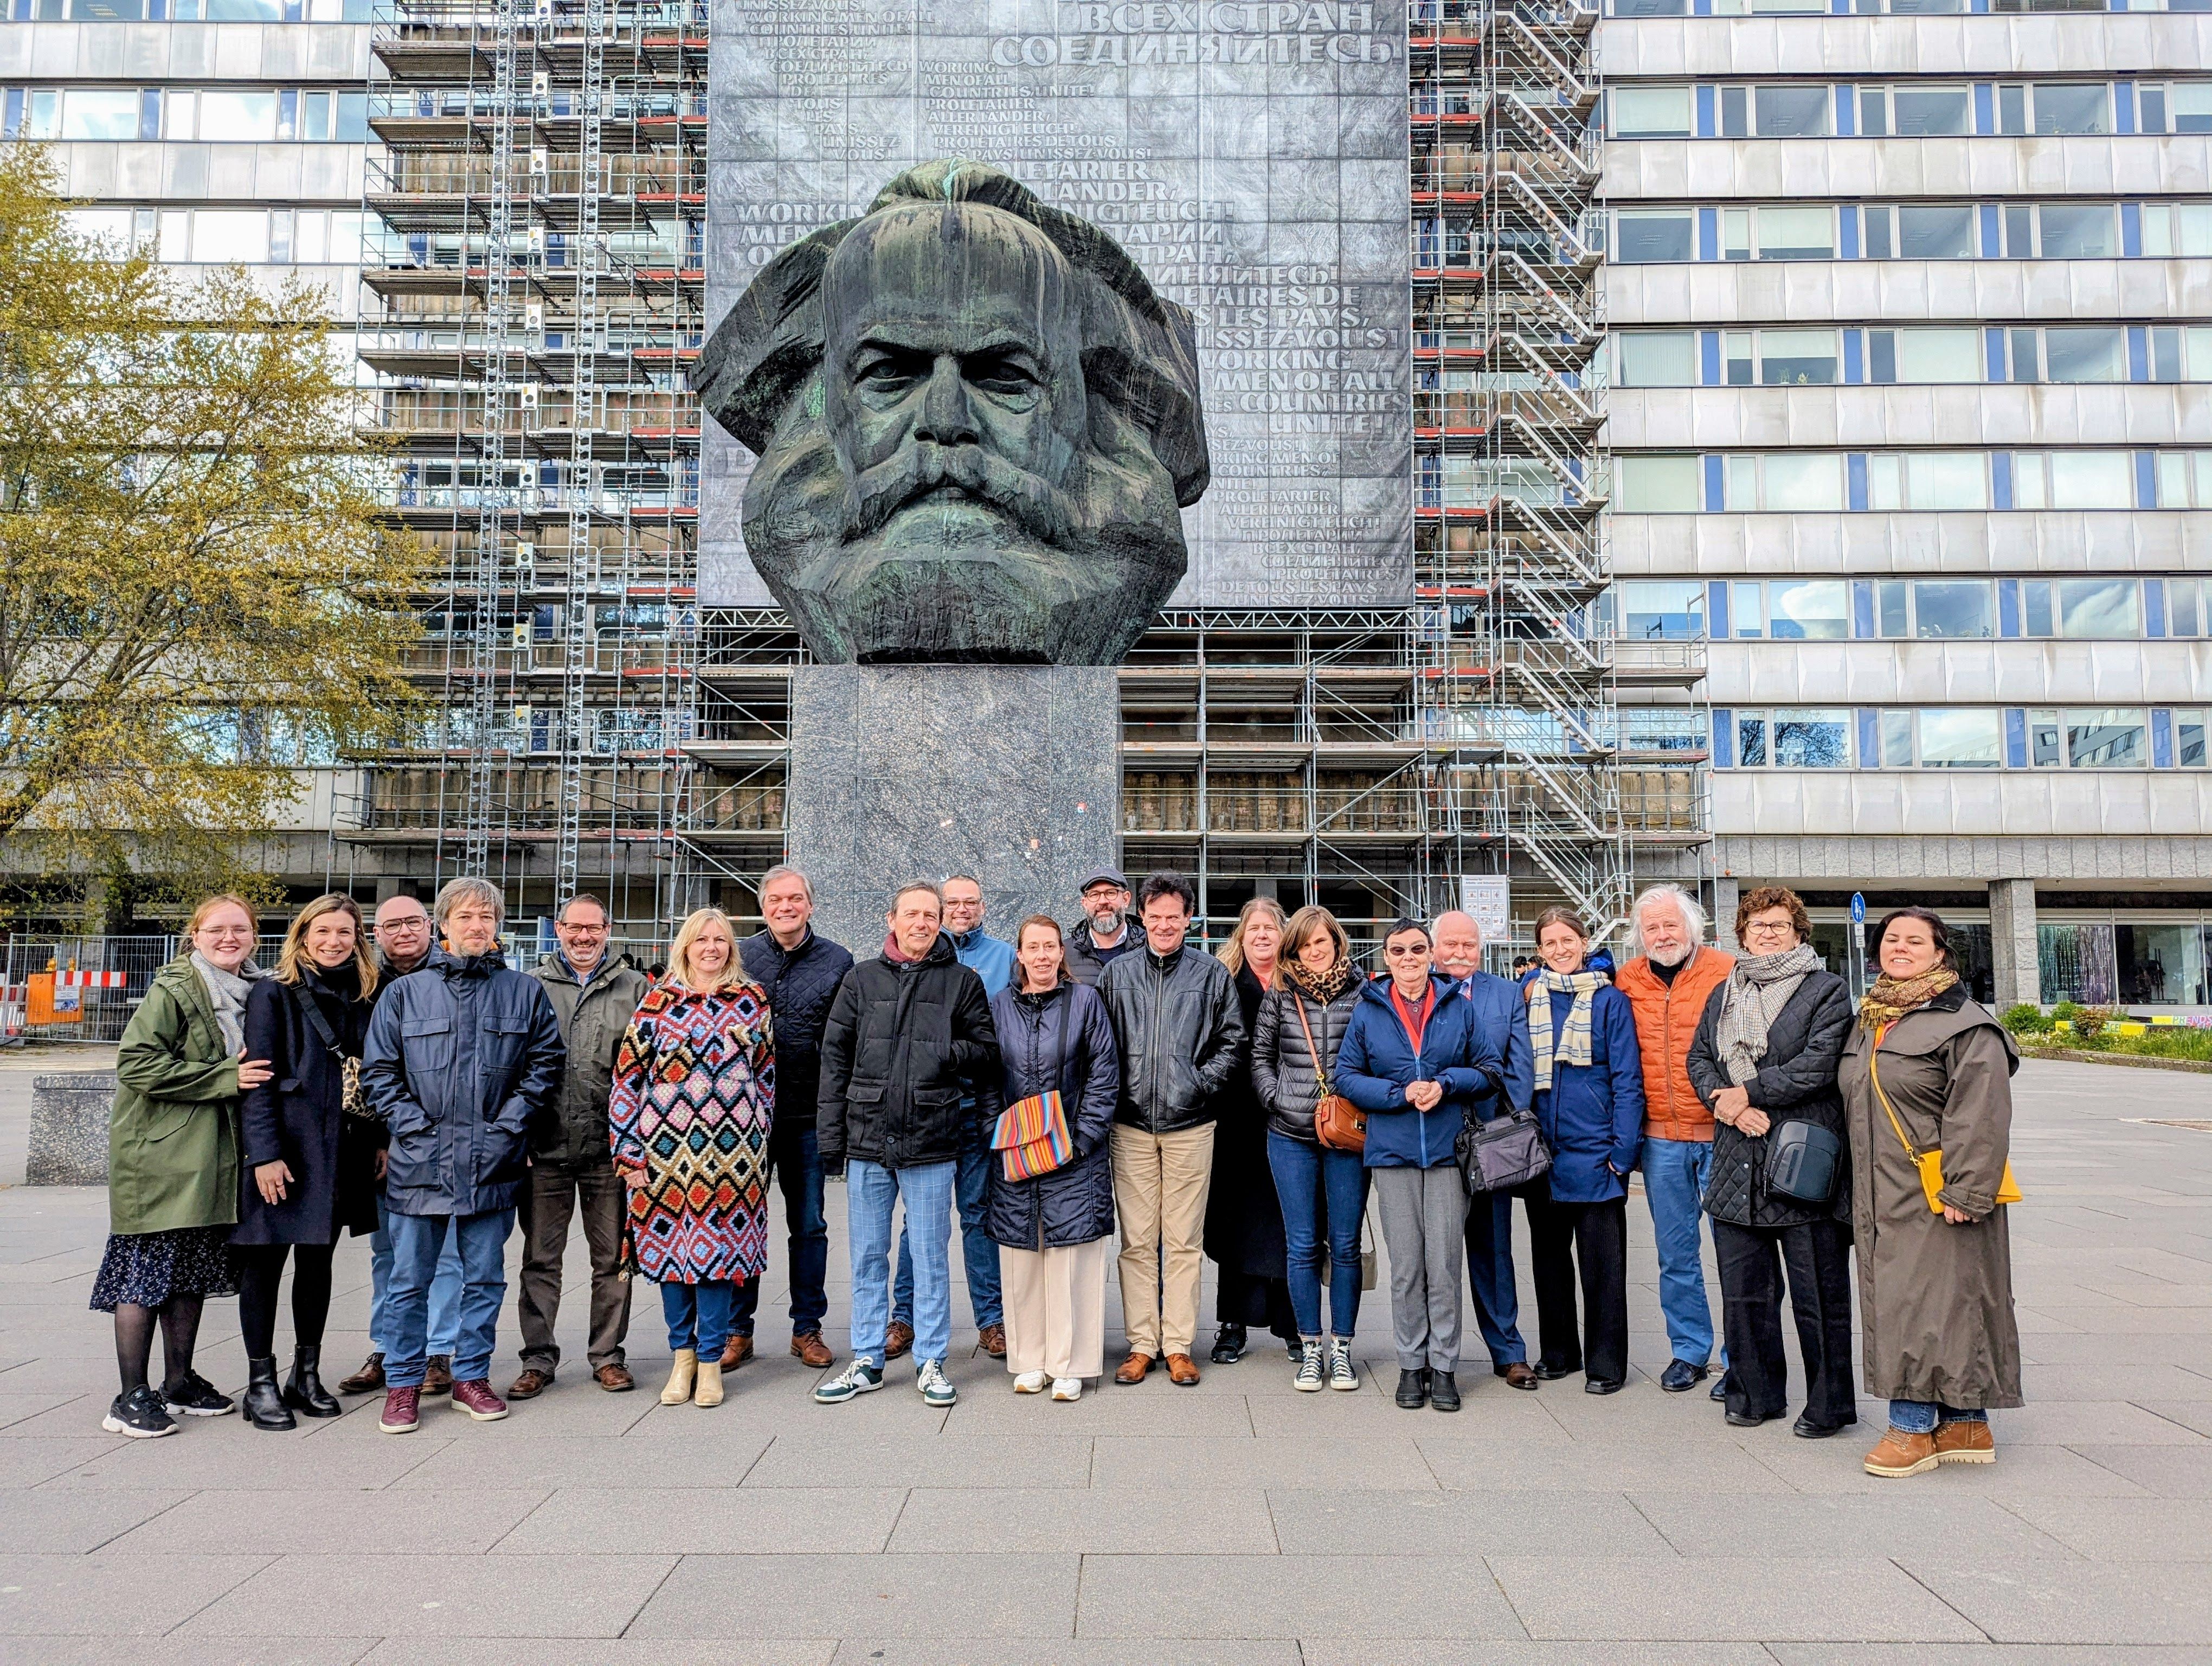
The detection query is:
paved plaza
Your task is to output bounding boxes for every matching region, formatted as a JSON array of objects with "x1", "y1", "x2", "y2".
[{"x1": 0, "y1": 1051, "x2": 2209, "y2": 1662}]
